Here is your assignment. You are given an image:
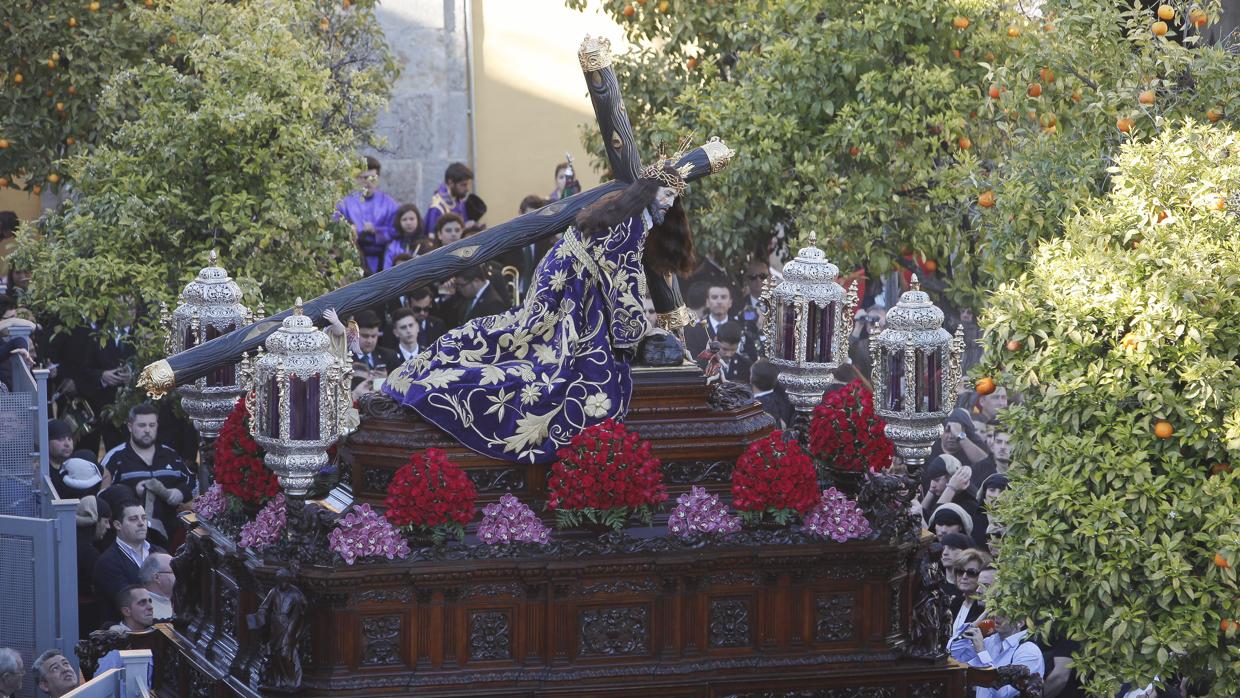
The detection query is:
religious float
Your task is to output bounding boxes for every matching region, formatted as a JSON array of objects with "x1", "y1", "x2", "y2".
[{"x1": 127, "y1": 36, "x2": 1038, "y2": 698}]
